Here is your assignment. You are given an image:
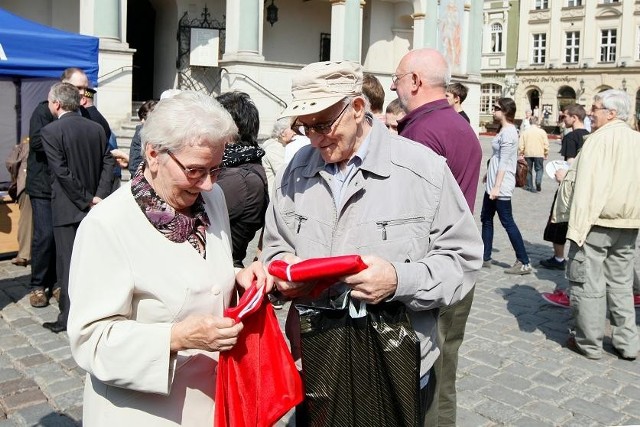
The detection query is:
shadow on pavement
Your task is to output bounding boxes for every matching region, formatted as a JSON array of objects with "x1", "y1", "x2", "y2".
[
  {"x1": 39, "y1": 412, "x2": 80, "y2": 426},
  {"x1": 0, "y1": 272, "x2": 30, "y2": 311},
  {"x1": 500, "y1": 283, "x2": 572, "y2": 345}
]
